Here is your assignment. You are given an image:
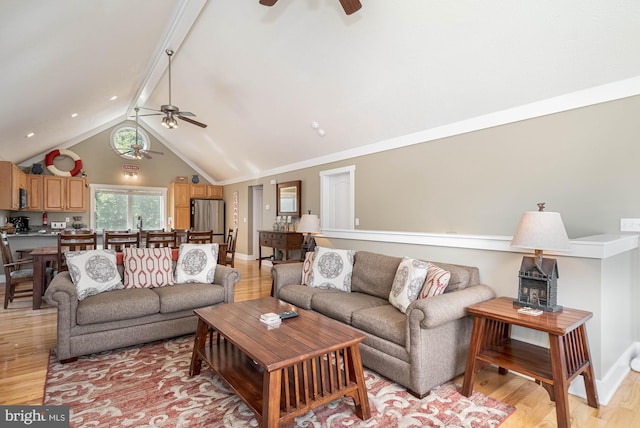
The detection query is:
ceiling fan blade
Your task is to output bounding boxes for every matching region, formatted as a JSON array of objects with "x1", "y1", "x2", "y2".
[
  {"x1": 177, "y1": 114, "x2": 207, "y2": 128},
  {"x1": 259, "y1": 0, "x2": 278, "y2": 5},
  {"x1": 339, "y1": 0, "x2": 362, "y2": 15},
  {"x1": 177, "y1": 111, "x2": 195, "y2": 117},
  {"x1": 140, "y1": 151, "x2": 152, "y2": 159},
  {"x1": 145, "y1": 150, "x2": 164, "y2": 155}
]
